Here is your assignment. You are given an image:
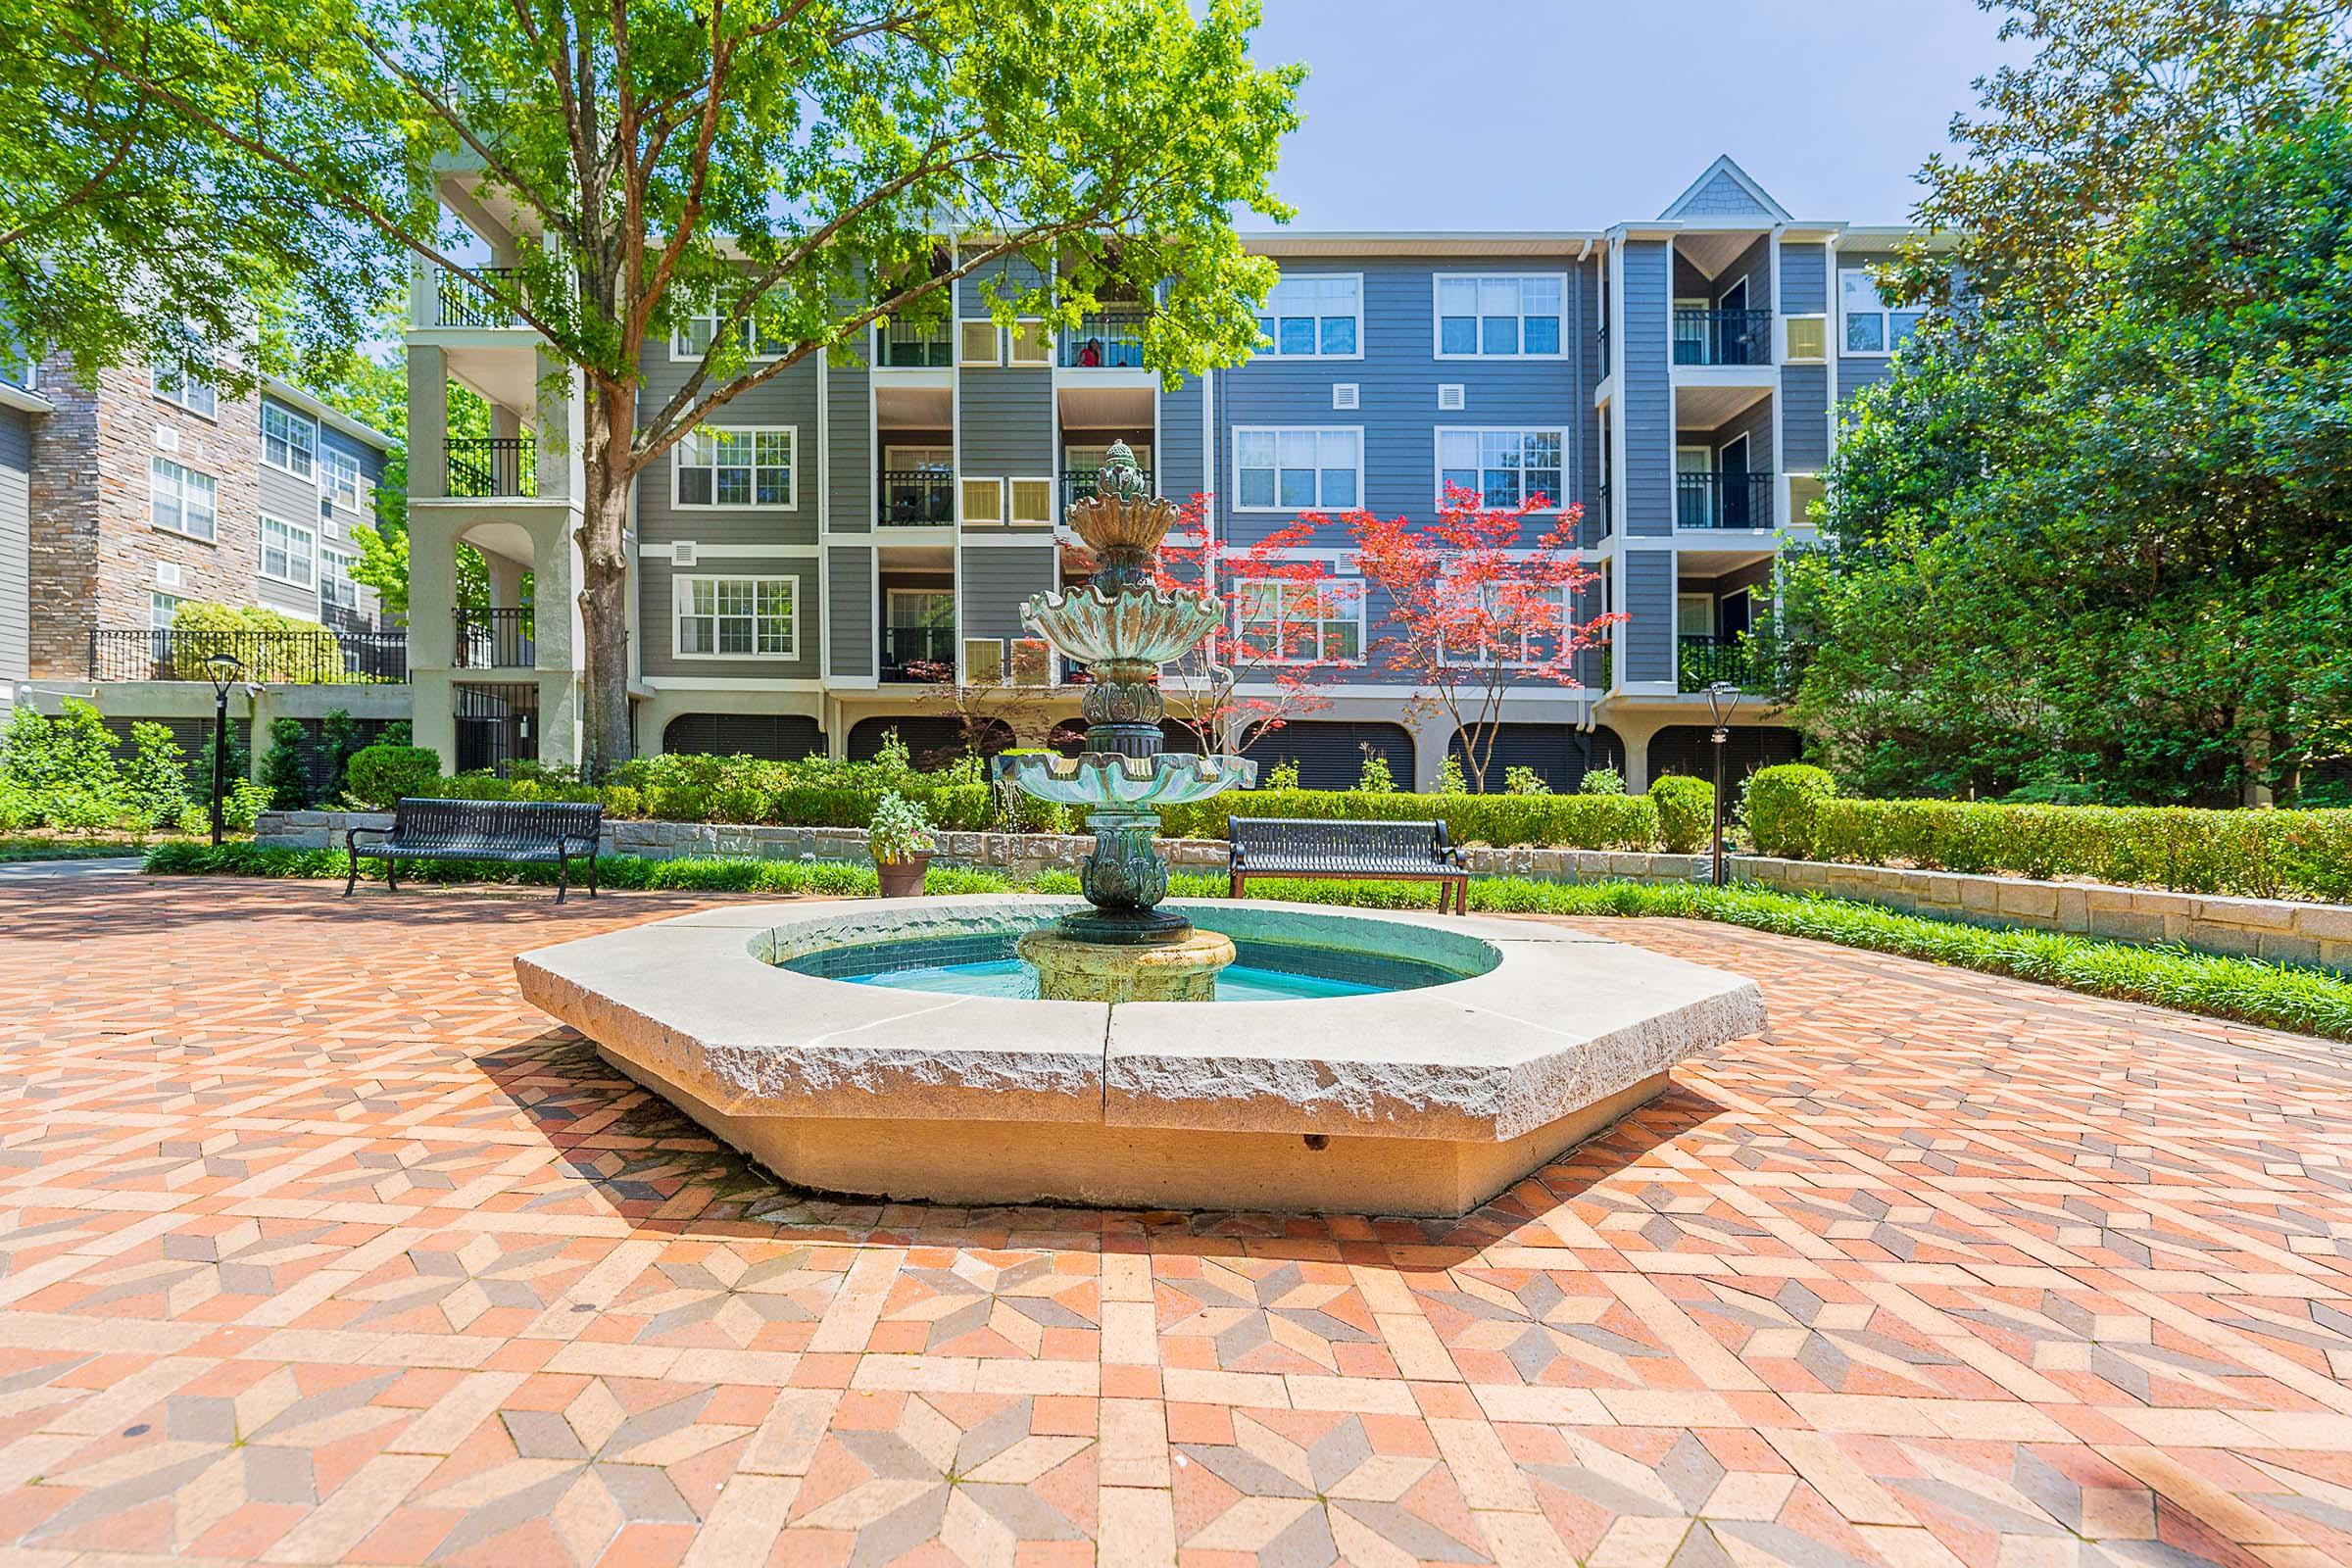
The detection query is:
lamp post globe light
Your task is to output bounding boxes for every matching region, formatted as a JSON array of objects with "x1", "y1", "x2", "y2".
[
  {"x1": 202, "y1": 653, "x2": 242, "y2": 848},
  {"x1": 1703, "y1": 680, "x2": 1742, "y2": 888}
]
